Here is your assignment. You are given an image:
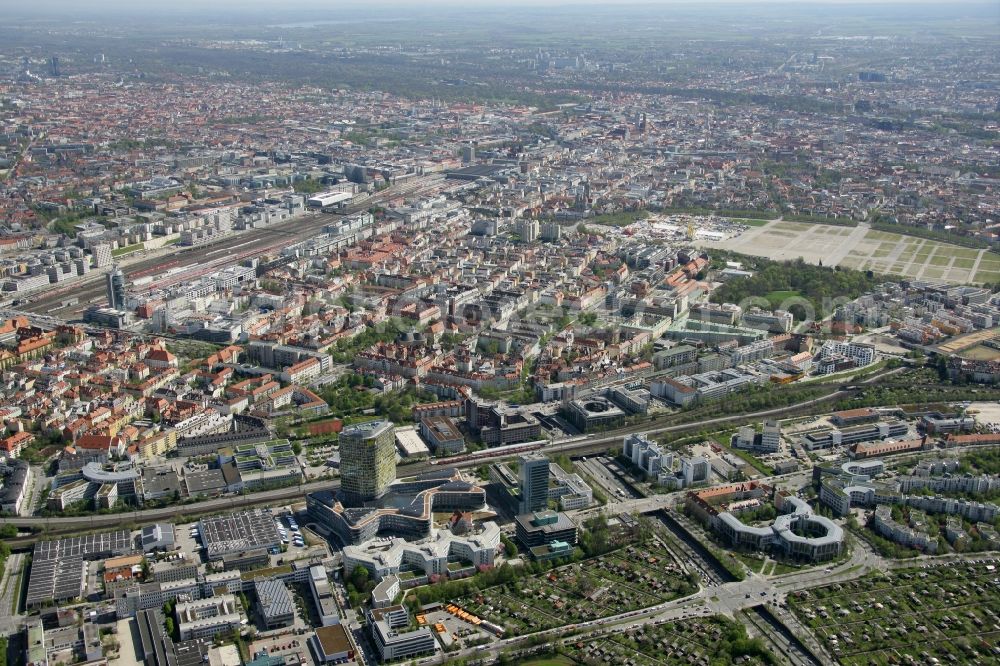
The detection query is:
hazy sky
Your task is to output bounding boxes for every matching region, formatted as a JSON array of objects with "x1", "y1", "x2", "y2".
[
  {"x1": 9, "y1": 0, "x2": 993, "y2": 8},
  {"x1": 7, "y1": 0, "x2": 995, "y2": 23}
]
